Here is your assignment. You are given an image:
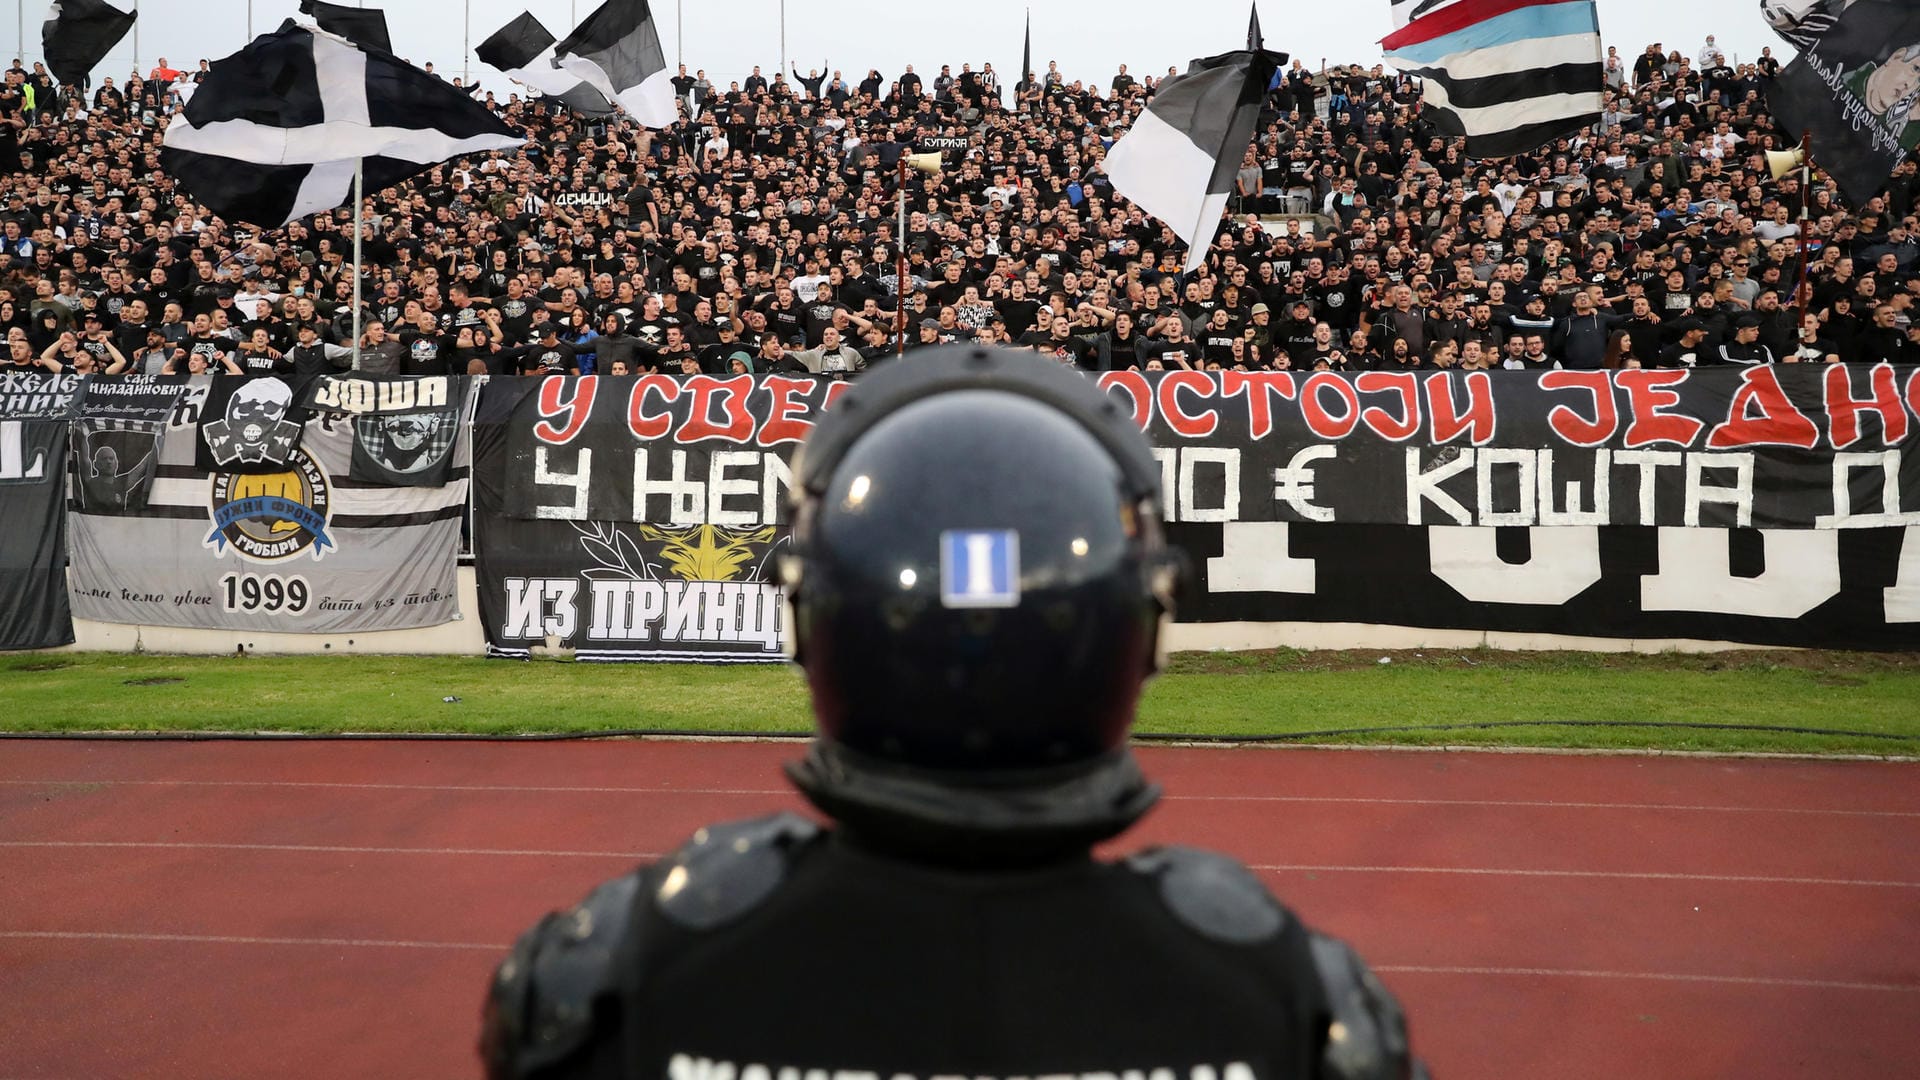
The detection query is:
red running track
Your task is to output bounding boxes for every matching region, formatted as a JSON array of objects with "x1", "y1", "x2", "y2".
[{"x1": 1, "y1": 740, "x2": 1916, "y2": 1079}]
